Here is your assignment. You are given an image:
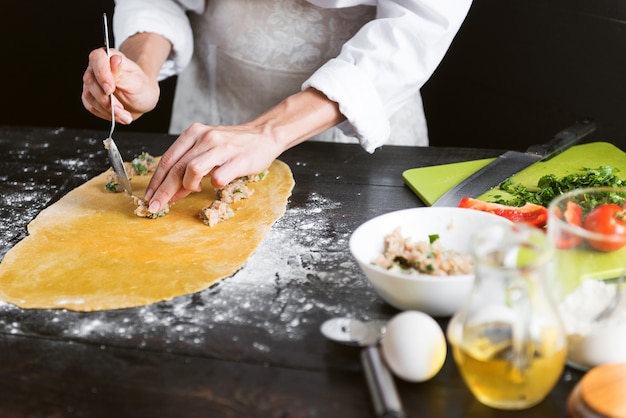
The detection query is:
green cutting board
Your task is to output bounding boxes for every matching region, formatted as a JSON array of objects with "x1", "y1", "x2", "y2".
[{"x1": 403, "y1": 142, "x2": 626, "y2": 206}]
